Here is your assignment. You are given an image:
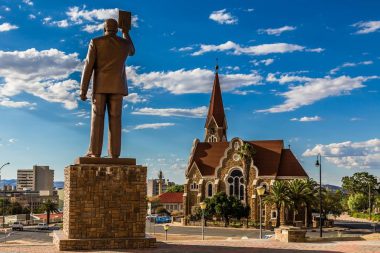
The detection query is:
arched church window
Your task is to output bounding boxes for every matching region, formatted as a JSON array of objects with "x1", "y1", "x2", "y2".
[
  {"x1": 227, "y1": 169, "x2": 244, "y2": 201},
  {"x1": 207, "y1": 183, "x2": 213, "y2": 197}
]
